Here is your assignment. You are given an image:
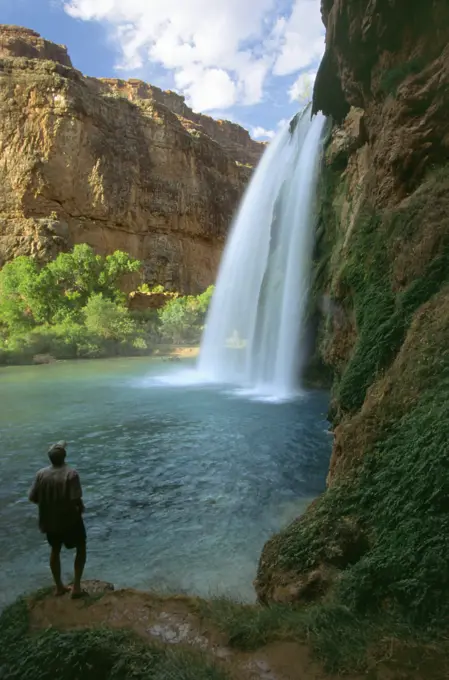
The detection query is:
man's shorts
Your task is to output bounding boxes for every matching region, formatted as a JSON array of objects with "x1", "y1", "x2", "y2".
[{"x1": 46, "y1": 519, "x2": 86, "y2": 550}]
